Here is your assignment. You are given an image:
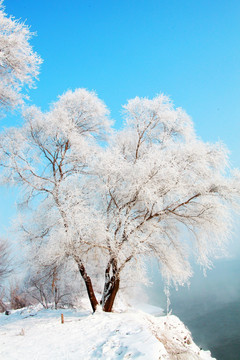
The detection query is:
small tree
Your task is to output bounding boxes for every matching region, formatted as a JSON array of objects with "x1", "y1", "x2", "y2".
[
  {"x1": 0, "y1": 0, "x2": 42, "y2": 113},
  {"x1": 1, "y1": 92, "x2": 239, "y2": 312},
  {"x1": 0, "y1": 239, "x2": 11, "y2": 284},
  {"x1": 0, "y1": 239, "x2": 12, "y2": 312},
  {"x1": 0, "y1": 288, "x2": 6, "y2": 312},
  {"x1": 9, "y1": 283, "x2": 31, "y2": 310},
  {"x1": 26, "y1": 262, "x2": 77, "y2": 309}
]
